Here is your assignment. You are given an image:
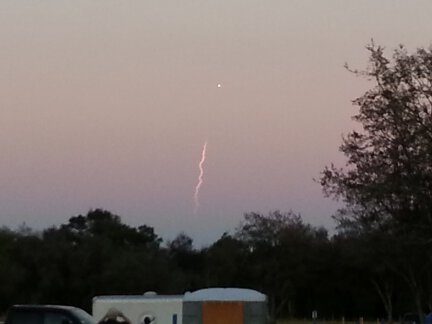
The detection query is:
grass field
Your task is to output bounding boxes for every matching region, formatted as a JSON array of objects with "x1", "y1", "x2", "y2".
[{"x1": 277, "y1": 320, "x2": 380, "y2": 324}]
